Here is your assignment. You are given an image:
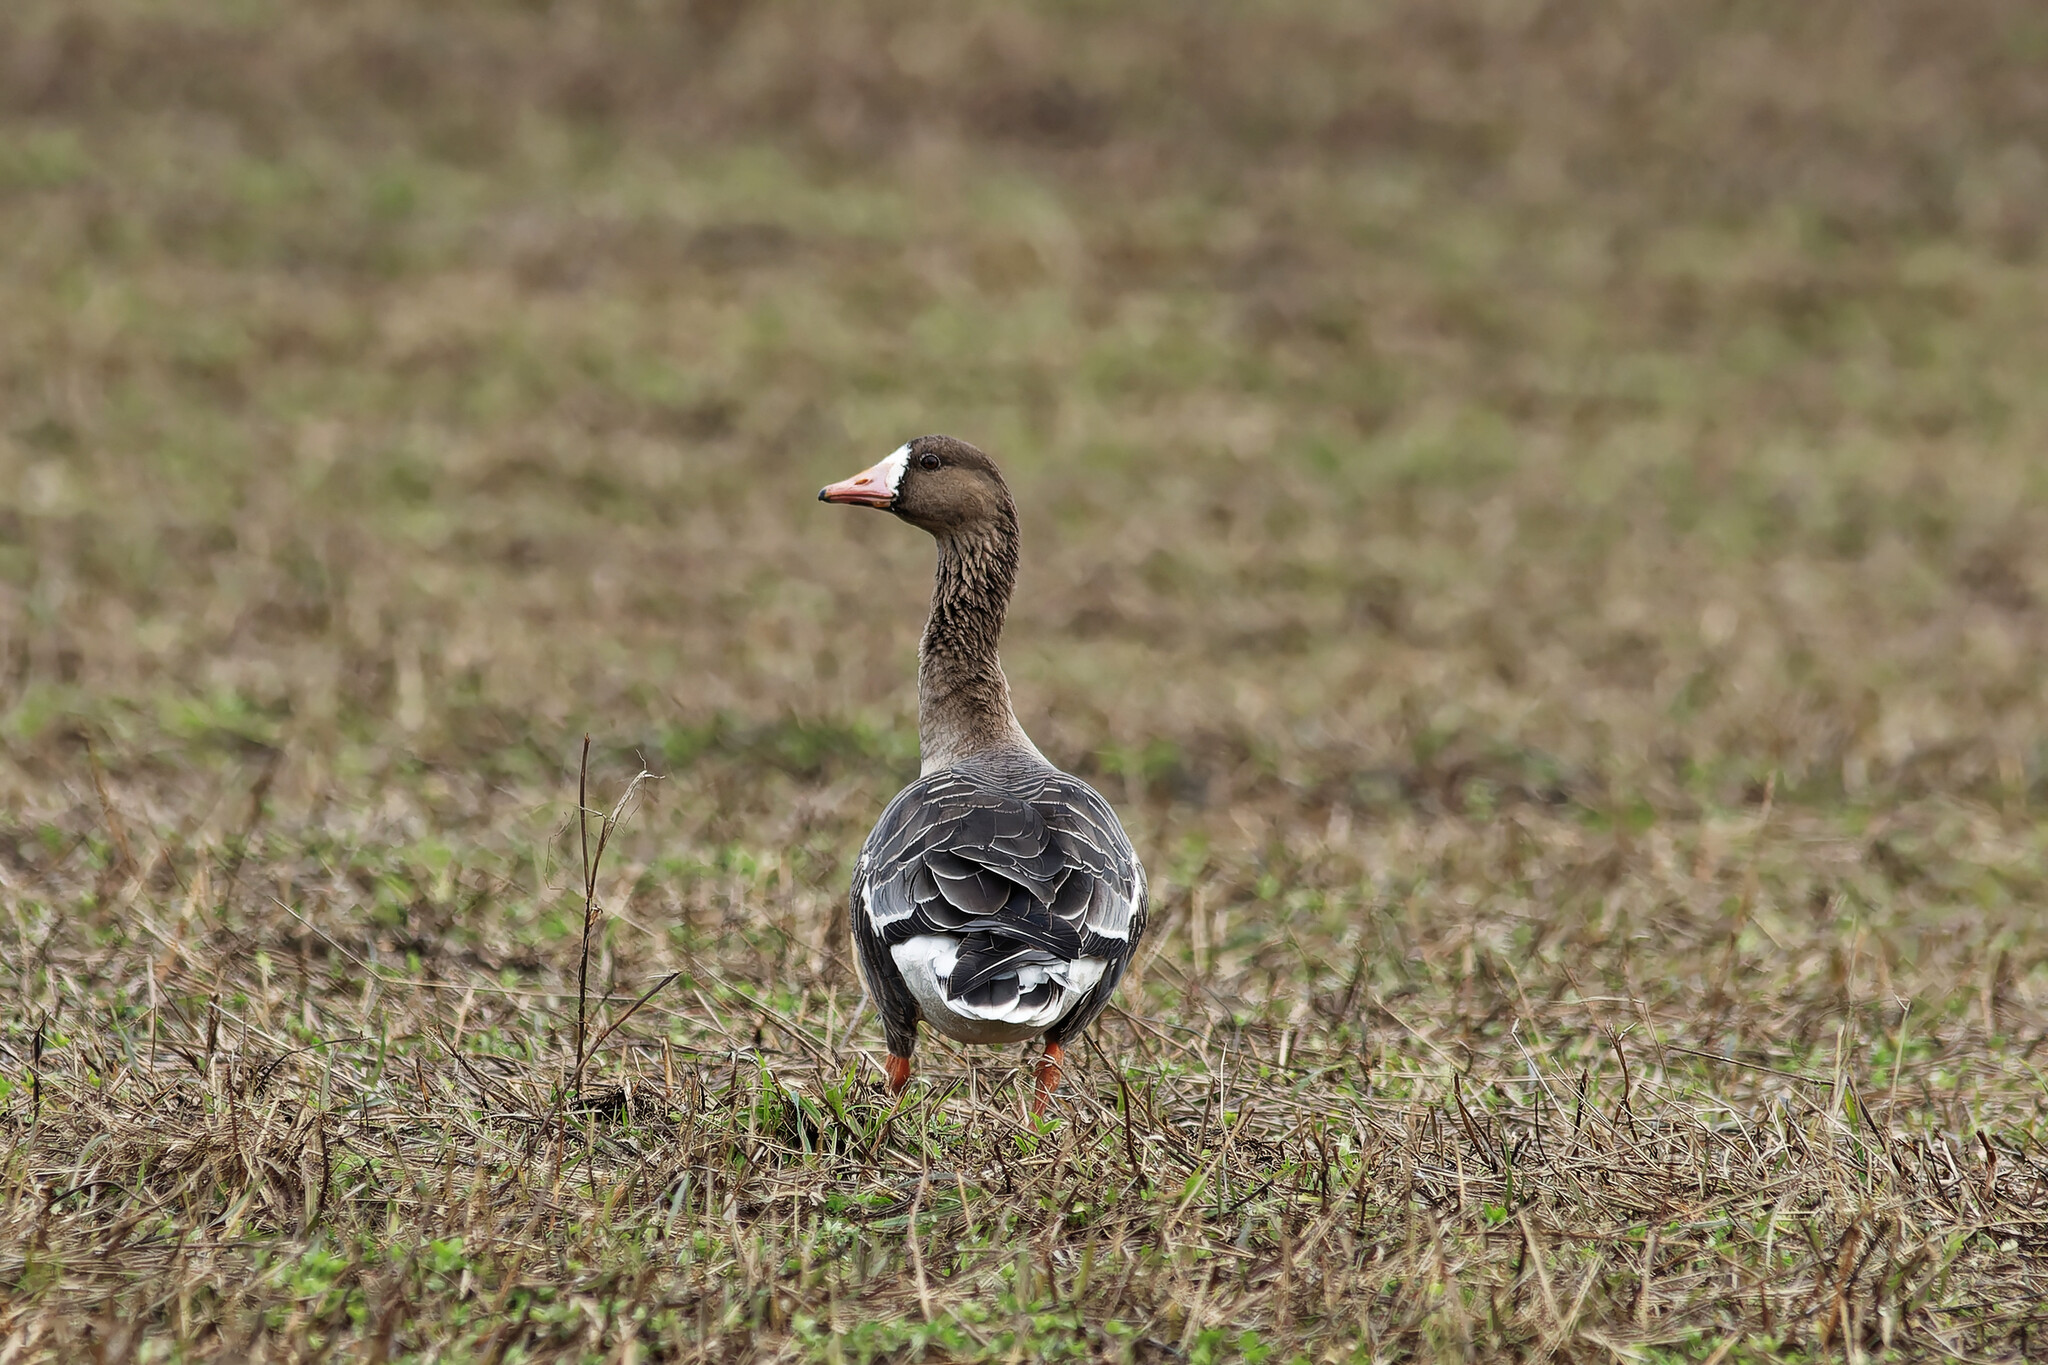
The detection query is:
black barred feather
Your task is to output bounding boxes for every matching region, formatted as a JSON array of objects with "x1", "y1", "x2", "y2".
[{"x1": 851, "y1": 749, "x2": 1147, "y2": 1056}]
